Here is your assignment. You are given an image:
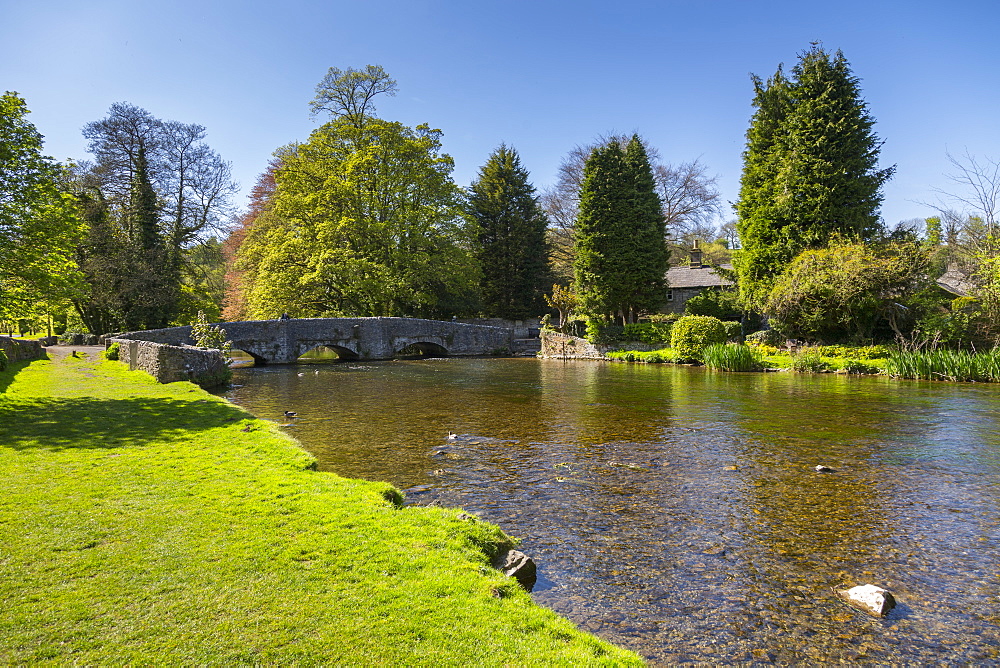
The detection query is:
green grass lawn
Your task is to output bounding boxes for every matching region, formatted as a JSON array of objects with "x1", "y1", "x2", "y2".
[{"x1": 0, "y1": 354, "x2": 640, "y2": 665}]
